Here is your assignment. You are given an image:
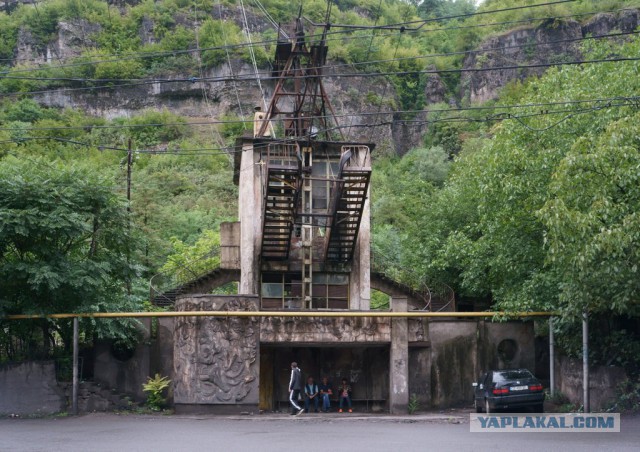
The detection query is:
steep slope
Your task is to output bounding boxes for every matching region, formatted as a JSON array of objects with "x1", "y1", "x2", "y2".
[{"x1": 461, "y1": 10, "x2": 639, "y2": 103}]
